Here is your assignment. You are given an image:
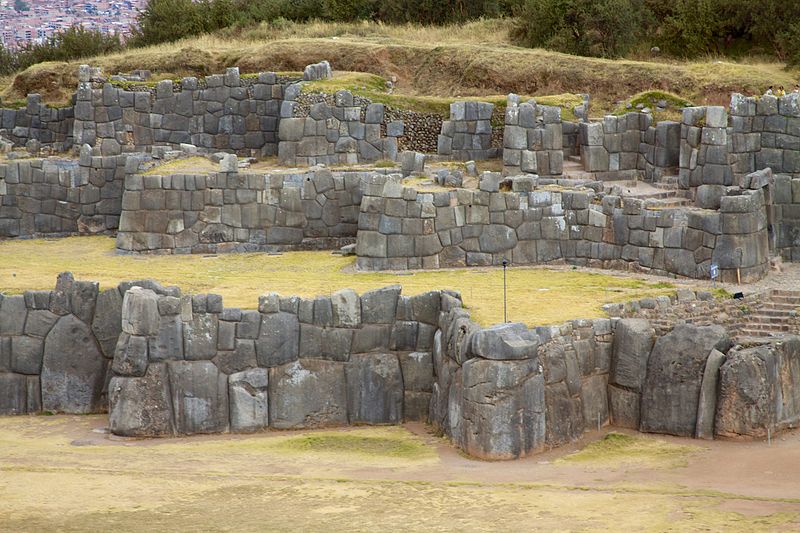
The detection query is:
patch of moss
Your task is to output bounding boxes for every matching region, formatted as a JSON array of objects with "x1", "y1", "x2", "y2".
[
  {"x1": 269, "y1": 431, "x2": 433, "y2": 460},
  {"x1": 558, "y1": 432, "x2": 701, "y2": 468}
]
